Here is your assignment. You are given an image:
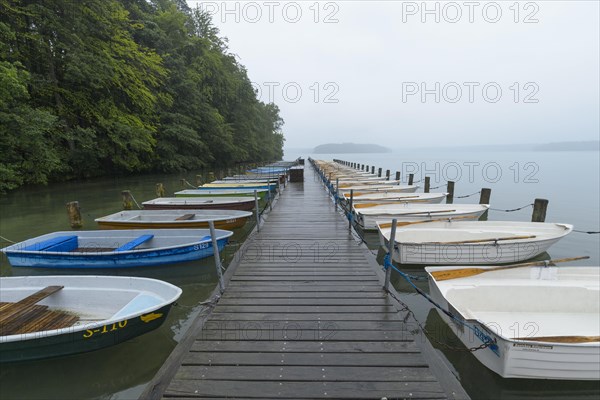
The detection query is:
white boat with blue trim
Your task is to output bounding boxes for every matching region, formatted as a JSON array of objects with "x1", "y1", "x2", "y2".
[
  {"x1": 1, "y1": 229, "x2": 232, "y2": 269},
  {"x1": 425, "y1": 265, "x2": 600, "y2": 380}
]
